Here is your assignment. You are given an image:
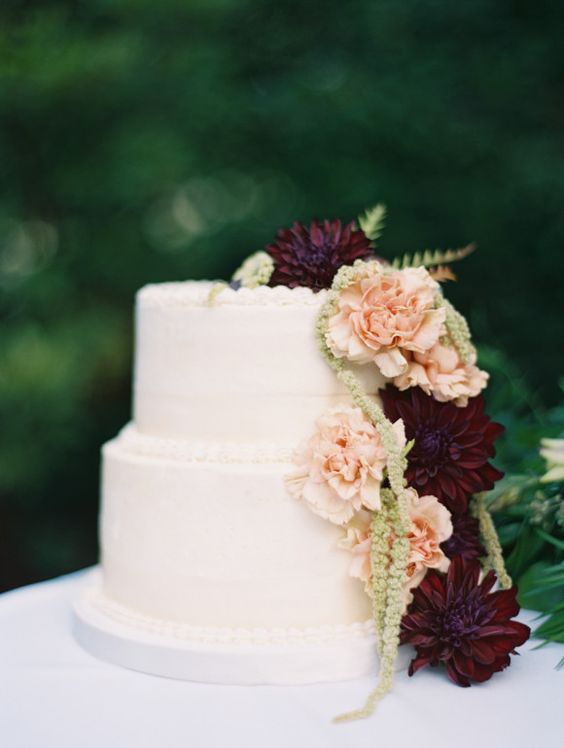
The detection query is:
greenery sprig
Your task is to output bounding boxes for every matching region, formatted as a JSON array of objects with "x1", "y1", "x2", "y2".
[
  {"x1": 473, "y1": 494, "x2": 512, "y2": 589},
  {"x1": 369, "y1": 495, "x2": 393, "y2": 647},
  {"x1": 232, "y1": 250, "x2": 274, "y2": 288},
  {"x1": 436, "y1": 295, "x2": 477, "y2": 364},
  {"x1": 206, "y1": 282, "x2": 228, "y2": 305},
  {"x1": 359, "y1": 202, "x2": 475, "y2": 283},
  {"x1": 484, "y1": 432, "x2": 564, "y2": 668},
  {"x1": 358, "y1": 203, "x2": 387, "y2": 244},
  {"x1": 391, "y1": 243, "x2": 476, "y2": 270},
  {"x1": 334, "y1": 488, "x2": 411, "y2": 723}
]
